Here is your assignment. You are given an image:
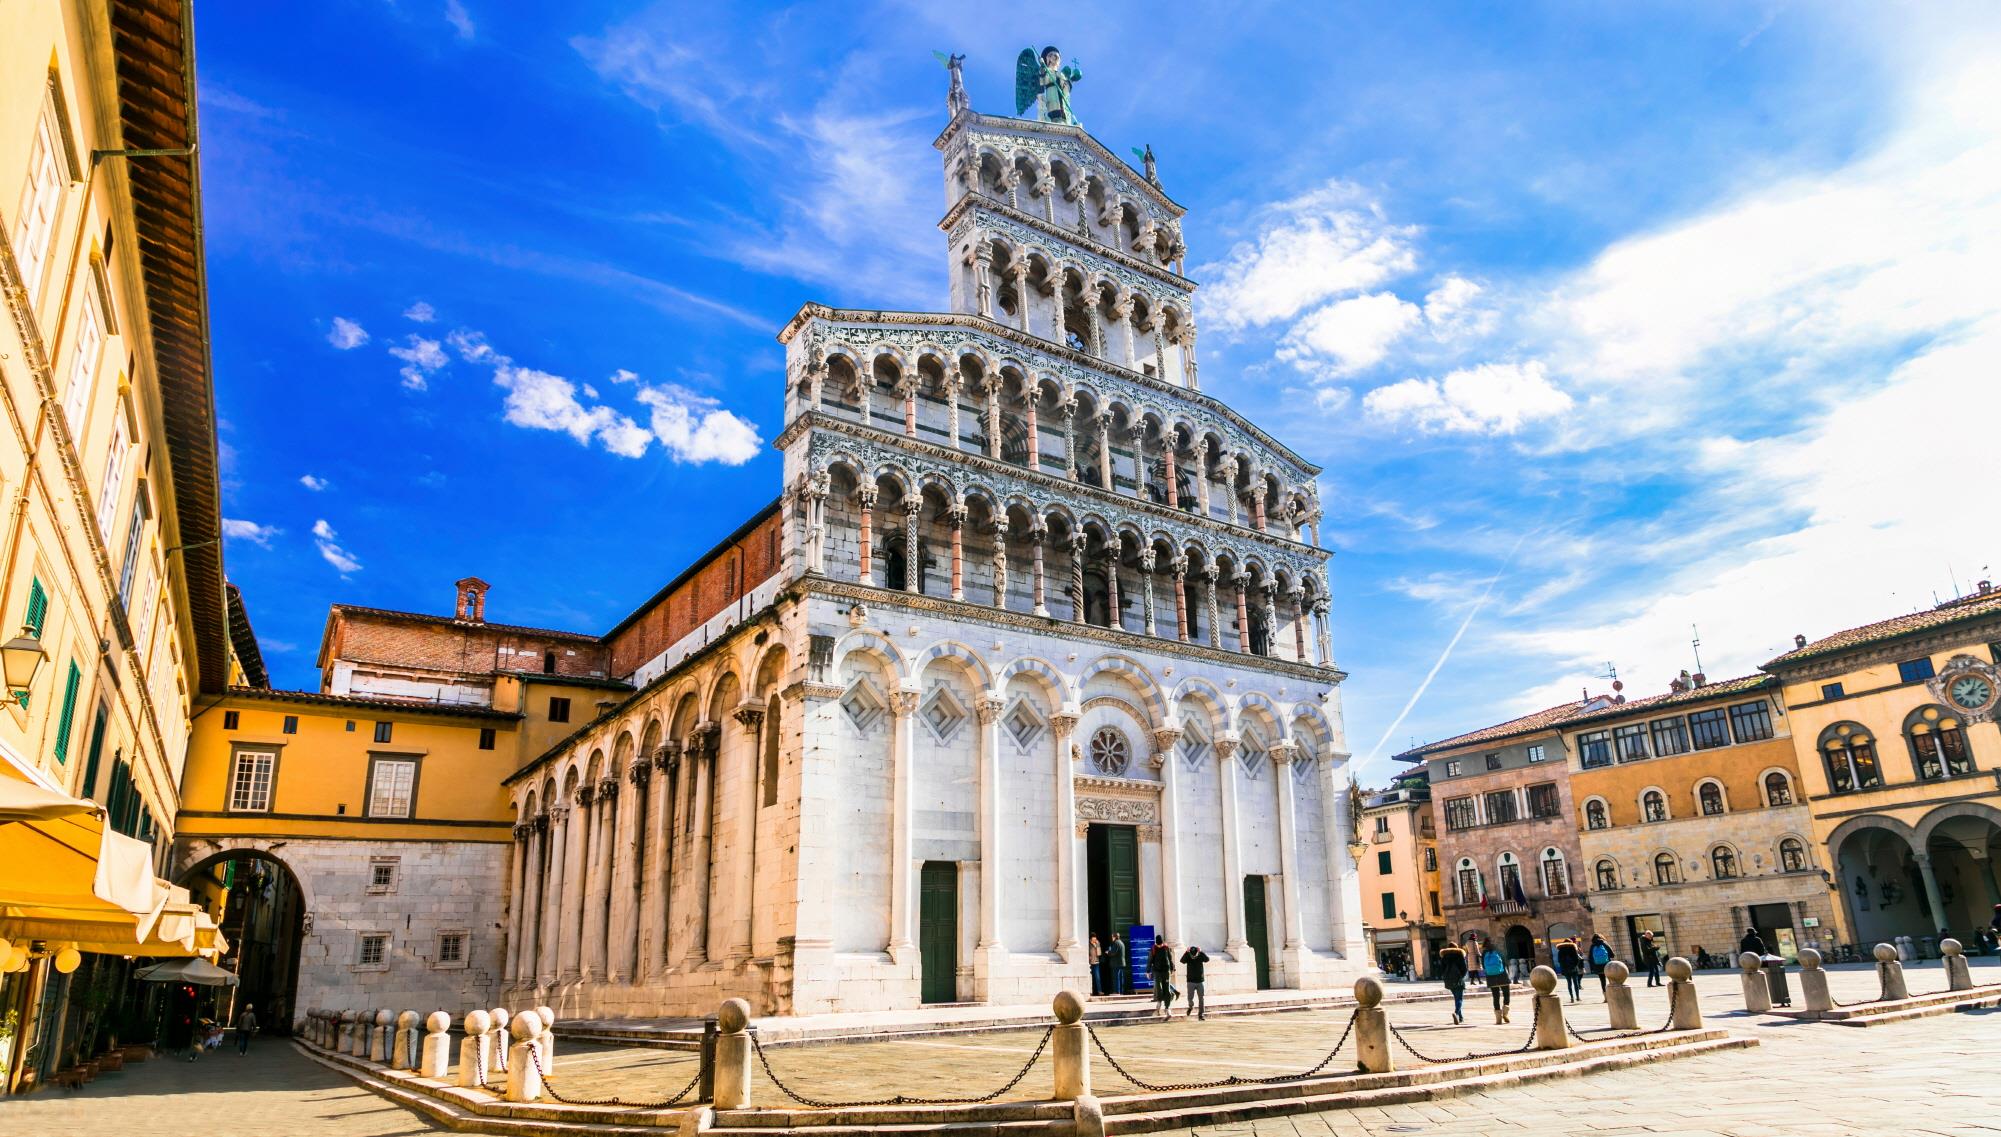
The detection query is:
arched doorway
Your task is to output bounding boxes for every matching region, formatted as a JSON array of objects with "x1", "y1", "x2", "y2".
[
  {"x1": 1504, "y1": 924, "x2": 1534, "y2": 973},
  {"x1": 176, "y1": 850, "x2": 307, "y2": 1035}
]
